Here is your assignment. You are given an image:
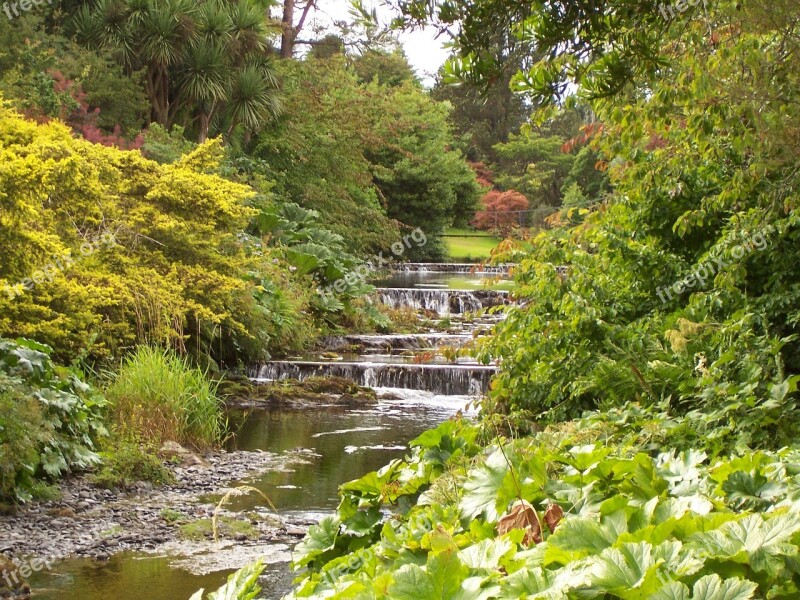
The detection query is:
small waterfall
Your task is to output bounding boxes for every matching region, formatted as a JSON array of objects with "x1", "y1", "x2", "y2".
[
  {"x1": 321, "y1": 334, "x2": 473, "y2": 353},
  {"x1": 252, "y1": 362, "x2": 497, "y2": 396},
  {"x1": 249, "y1": 266, "x2": 515, "y2": 398},
  {"x1": 376, "y1": 288, "x2": 508, "y2": 315}
]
